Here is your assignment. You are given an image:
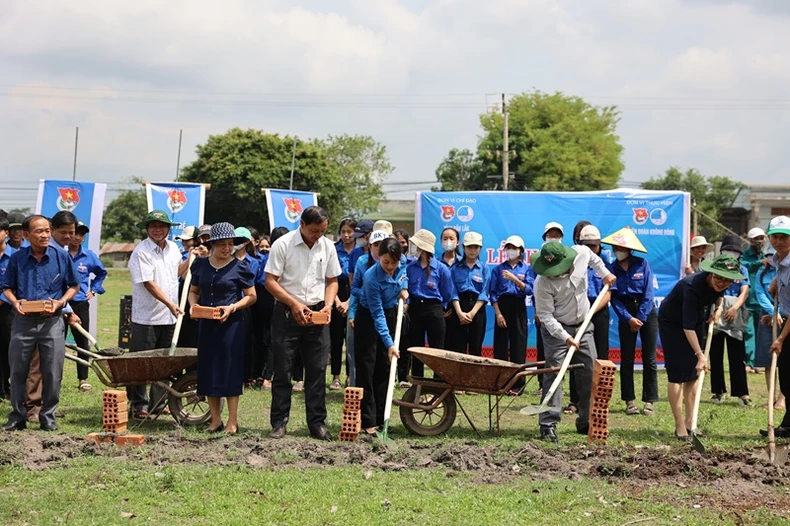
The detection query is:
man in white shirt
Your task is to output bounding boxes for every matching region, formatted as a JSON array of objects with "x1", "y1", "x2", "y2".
[
  {"x1": 127, "y1": 210, "x2": 189, "y2": 420},
  {"x1": 265, "y1": 206, "x2": 341, "y2": 440},
  {"x1": 532, "y1": 240, "x2": 615, "y2": 443}
]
